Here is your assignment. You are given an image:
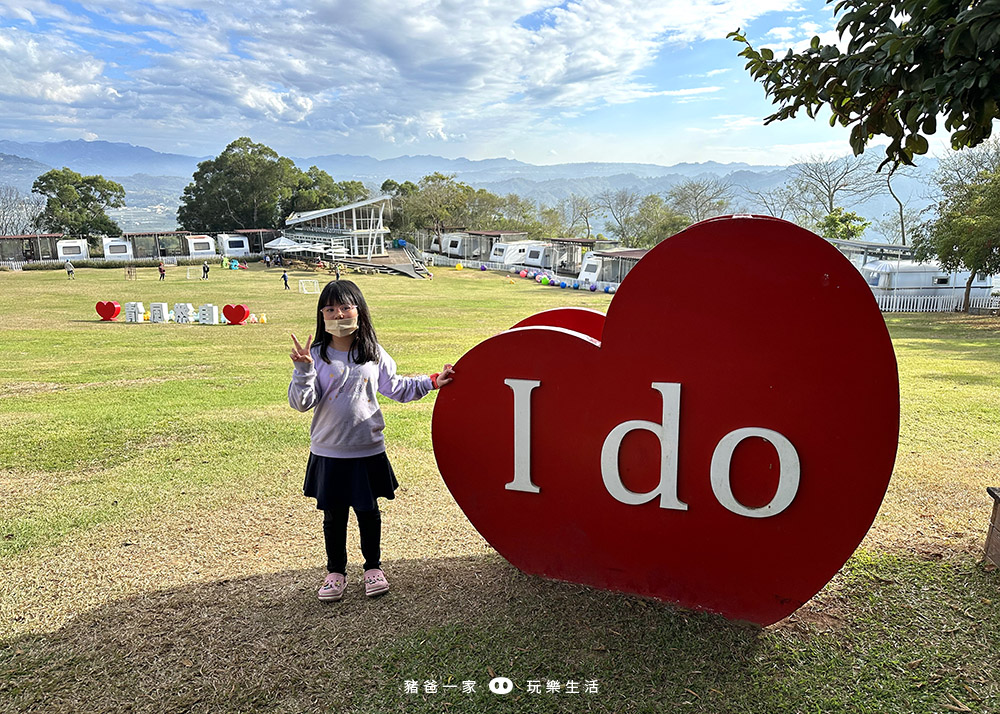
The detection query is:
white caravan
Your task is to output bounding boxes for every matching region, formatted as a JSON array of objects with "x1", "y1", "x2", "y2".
[
  {"x1": 443, "y1": 233, "x2": 482, "y2": 260},
  {"x1": 524, "y1": 243, "x2": 570, "y2": 271},
  {"x1": 56, "y1": 239, "x2": 90, "y2": 261},
  {"x1": 186, "y1": 235, "x2": 217, "y2": 259},
  {"x1": 860, "y1": 260, "x2": 994, "y2": 298},
  {"x1": 102, "y1": 236, "x2": 134, "y2": 260},
  {"x1": 488, "y1": 240, "x2": 536, "y2": 265},
  {"x1": 218, "y1": 233, "x2": 250, "y2": 257}
]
